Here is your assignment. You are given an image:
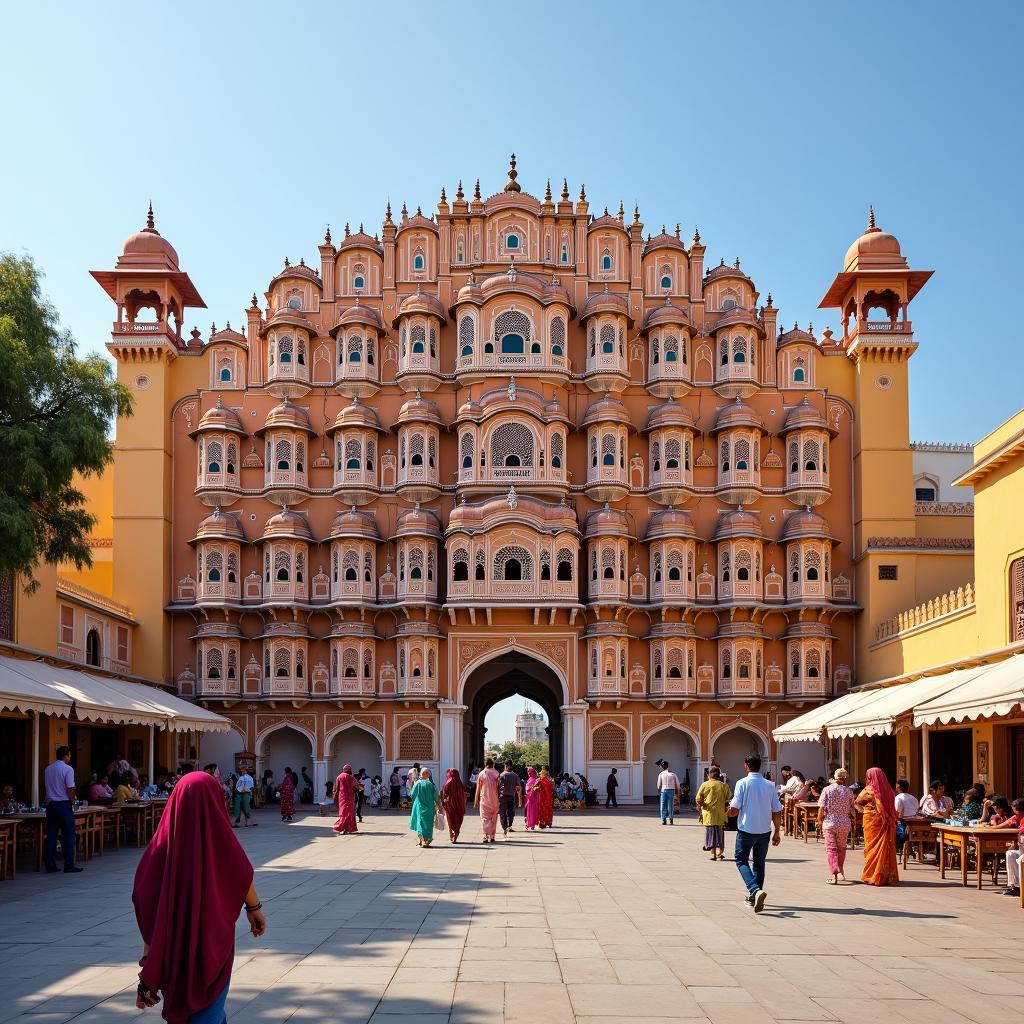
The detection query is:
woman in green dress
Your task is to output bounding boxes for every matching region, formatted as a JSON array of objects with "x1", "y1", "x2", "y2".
[{"x1": 408, "y1": 768, "x2": 442, "y2": 847}]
